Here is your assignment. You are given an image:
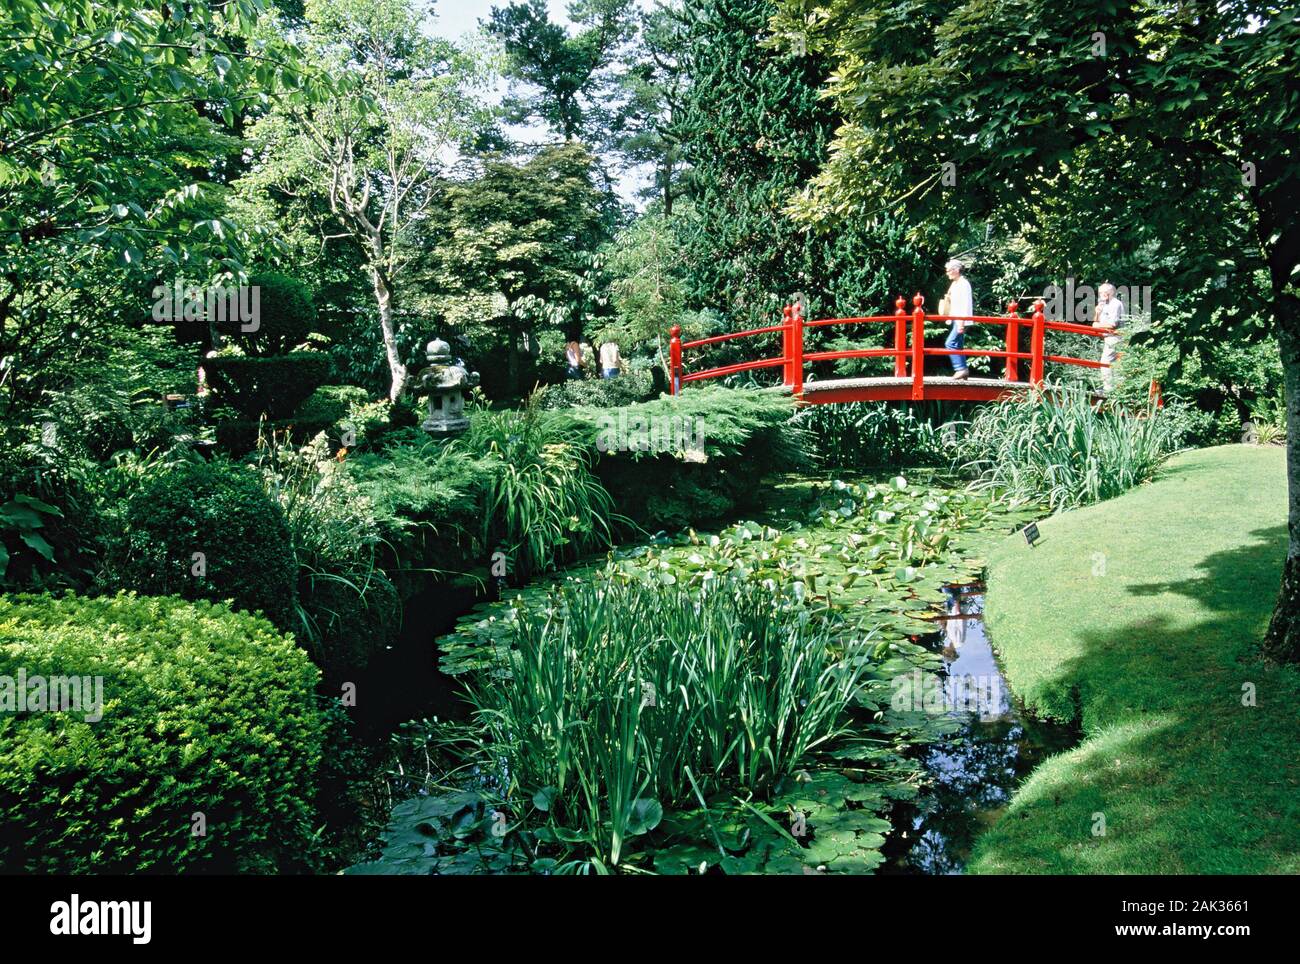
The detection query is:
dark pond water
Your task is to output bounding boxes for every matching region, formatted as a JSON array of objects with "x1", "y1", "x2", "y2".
[
  {"x1": 881, "y1": 586, "x2": 1079, "y2": 875},
  {"x1": 344, "y1": 578, "x2": 477, "y2": 737}
]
